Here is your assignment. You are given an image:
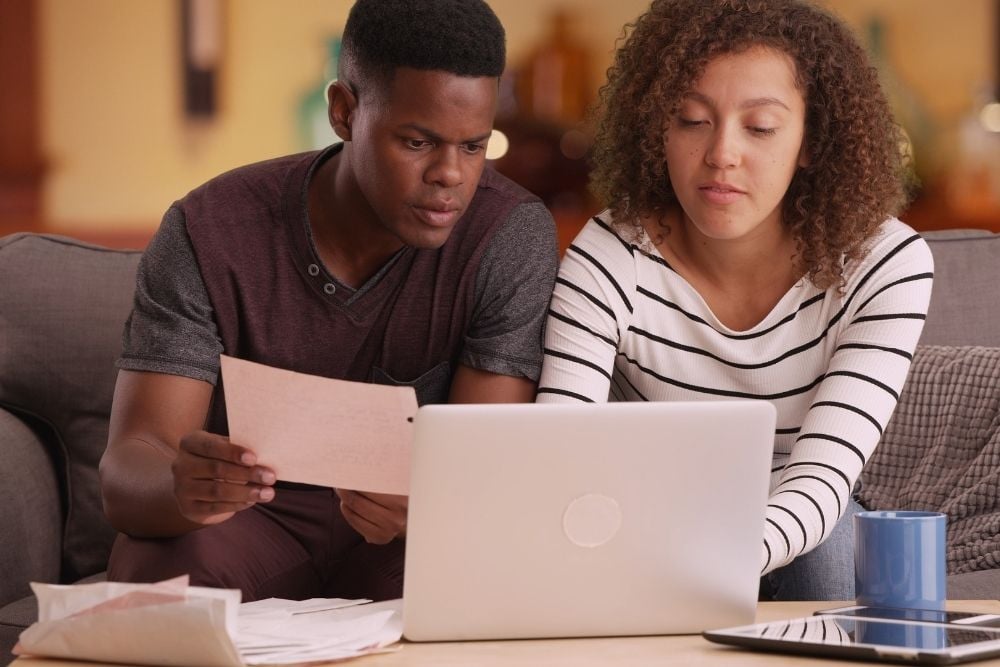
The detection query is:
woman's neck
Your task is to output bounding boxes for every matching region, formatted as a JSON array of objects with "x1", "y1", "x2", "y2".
[{"x1": 643, "y1": 209, "x2": 803, "y2": 331}]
